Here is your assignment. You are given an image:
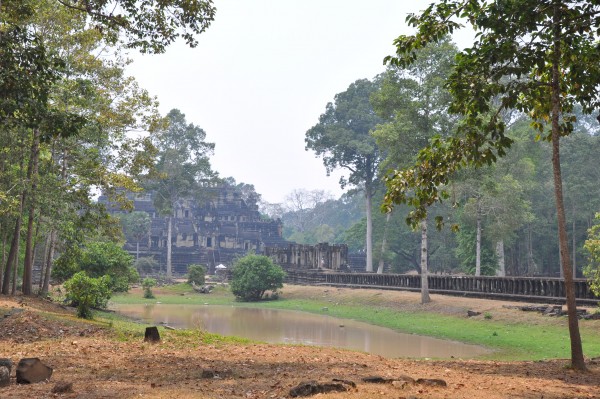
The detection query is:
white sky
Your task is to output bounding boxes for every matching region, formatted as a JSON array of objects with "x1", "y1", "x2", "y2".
[{"x1": 127, "y1": 1, "x2": 472, "y2": 204}]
